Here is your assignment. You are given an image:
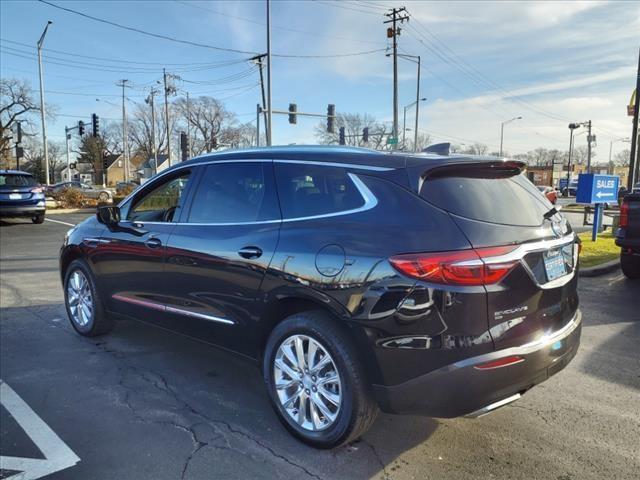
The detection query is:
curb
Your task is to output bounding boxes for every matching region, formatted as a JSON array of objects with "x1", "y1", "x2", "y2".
[
  {"x1": 46, "y1": 208, "x2": 96, "y2": 215},
  {"x1": 579, "y1": 259, "x2": 620, "y2": 277}
]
